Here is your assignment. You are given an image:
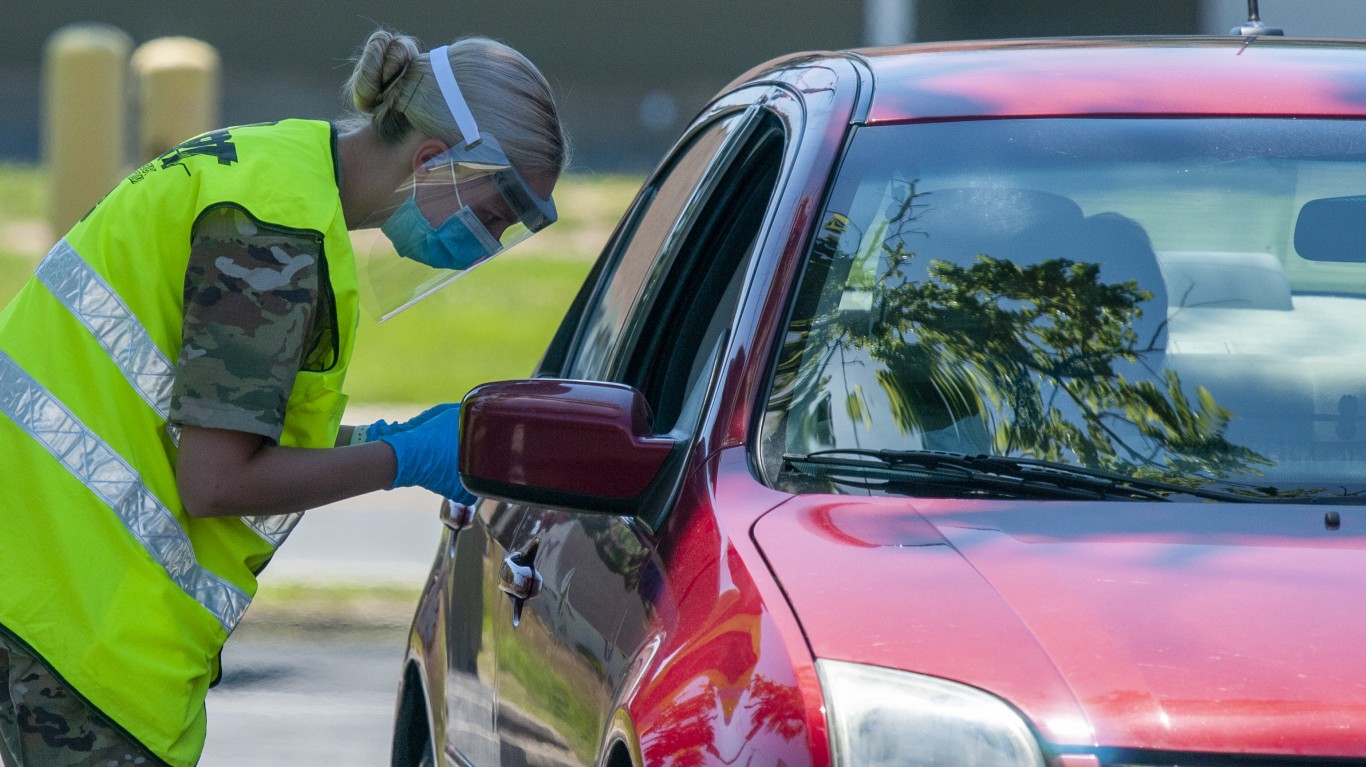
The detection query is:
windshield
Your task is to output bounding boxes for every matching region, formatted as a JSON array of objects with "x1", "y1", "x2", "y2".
[{"x1": 761, "y1": 118, "x2": 1366, "y2": 502}]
